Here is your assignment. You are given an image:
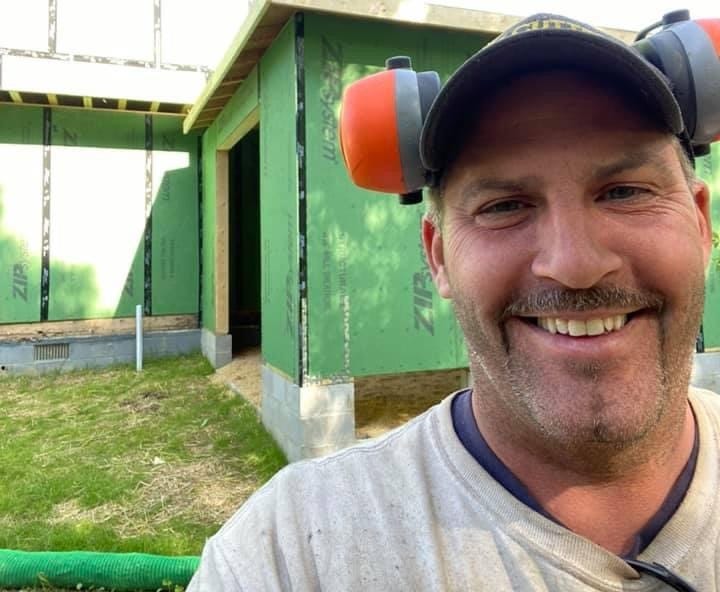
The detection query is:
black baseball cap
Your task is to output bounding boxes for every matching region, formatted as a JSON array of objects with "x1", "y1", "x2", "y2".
[{"x1": 419, "y1": 13, "x2": 685, "y2": 173}]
